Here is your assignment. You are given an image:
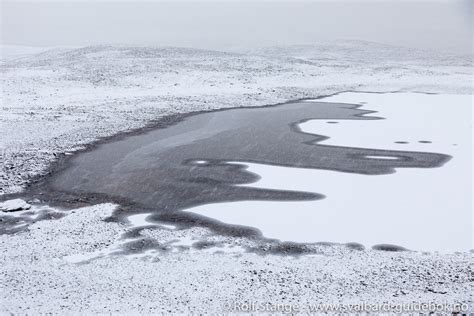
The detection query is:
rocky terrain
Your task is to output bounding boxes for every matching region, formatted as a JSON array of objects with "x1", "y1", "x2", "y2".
[{"x1": 0, "y1": 42, "x2": 472, "y2": 313}]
